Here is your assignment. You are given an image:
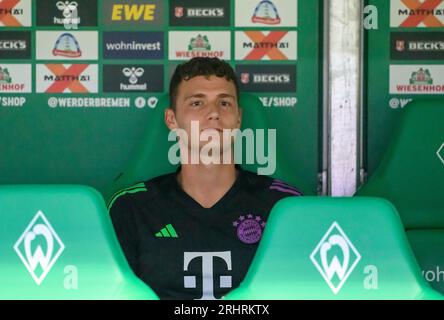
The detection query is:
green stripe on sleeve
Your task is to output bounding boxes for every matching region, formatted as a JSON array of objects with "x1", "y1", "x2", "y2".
[{"x1": 107, "y1": 186, "x2": 147, "y2": 210}]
